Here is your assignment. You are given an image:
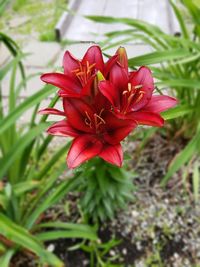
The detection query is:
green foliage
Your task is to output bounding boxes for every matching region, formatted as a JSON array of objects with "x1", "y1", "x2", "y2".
[
  {"x1": 86, "y1": 1, "x2": 200, "y2": 187},
  {"x1": 72, "y1": 236, "x2": 122, "y2": 267},
  {"x1": 0, "y1": 0, "x2": 66, "y2": 42},
  {"x1": 74, "y1": 158, "x2": 136, "y2": 222},
  {"x1": 0, "y1": 39, "x2": 97, "y2": 265},
  {"x1": 0, "y1": 0, "x2": 11, "y2": 16}
]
